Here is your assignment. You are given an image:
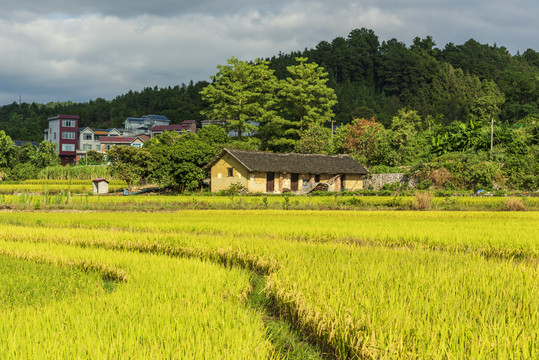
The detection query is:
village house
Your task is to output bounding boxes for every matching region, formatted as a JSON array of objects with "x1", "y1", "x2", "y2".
[
  {"x1": 201, "y1": 119, "x2": 259, "y2": 137},
  {"x1": 99, "y1": 136, "x2": 145, "y2": 152},
  {"x1": 43, "y1": 114, "x2": 79, "y2": 164},
  {"x1": 123, "y1": 114, "x2": 171, "y2": 137},
  {"x1": 203, "y1": 148, "x2": 369, "y2": 194},
  {"x1": 150, "y1": 120, "x2": 197, "y2": 138},
  {"x1": 78, "y1": 127, "x2": 122, "y2": 153}
]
